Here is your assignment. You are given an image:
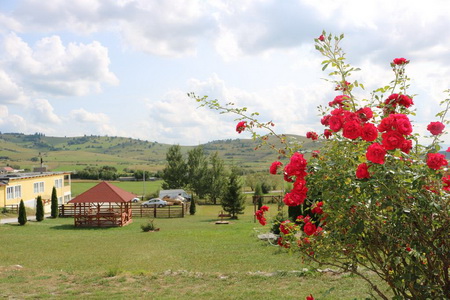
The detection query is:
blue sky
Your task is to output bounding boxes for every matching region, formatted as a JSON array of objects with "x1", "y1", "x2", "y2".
[{"x1": 0, "y1": 0, "x2": 449, "y2": 146}]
